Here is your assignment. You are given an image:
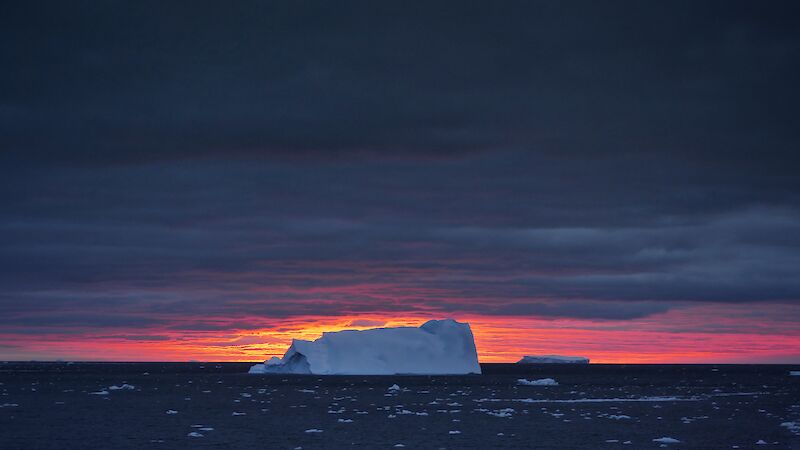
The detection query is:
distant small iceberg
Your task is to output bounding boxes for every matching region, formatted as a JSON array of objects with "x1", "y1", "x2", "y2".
[{"x1": 517, "y1": 355, "x2": 589, "y2": 364}]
